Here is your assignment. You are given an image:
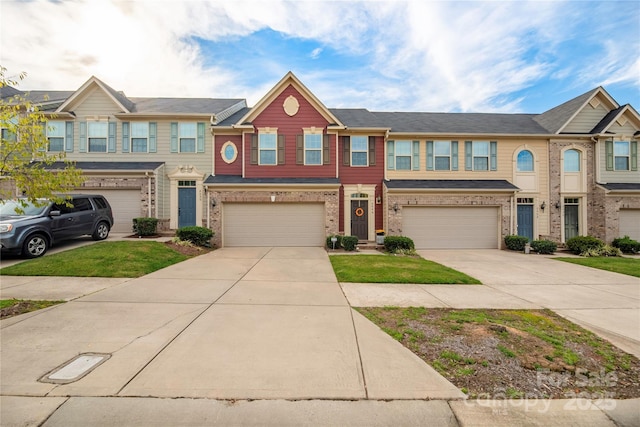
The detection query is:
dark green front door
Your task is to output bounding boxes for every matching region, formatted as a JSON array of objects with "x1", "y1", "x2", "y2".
[{"x1": 564, "y1": 202, "x2": 579, "y2": 240}]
